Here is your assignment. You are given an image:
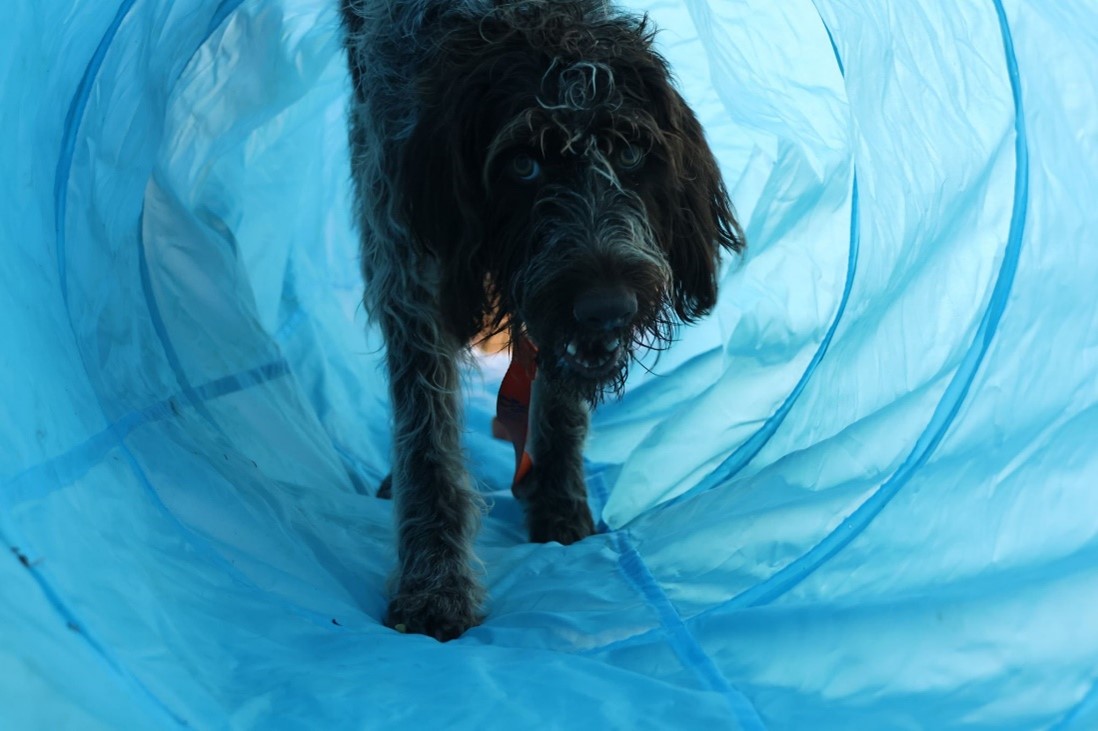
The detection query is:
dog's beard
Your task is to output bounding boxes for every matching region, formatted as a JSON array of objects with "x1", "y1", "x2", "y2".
[{"x1": 531, "y1": 308, "x2": 676, "y2": 405}]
